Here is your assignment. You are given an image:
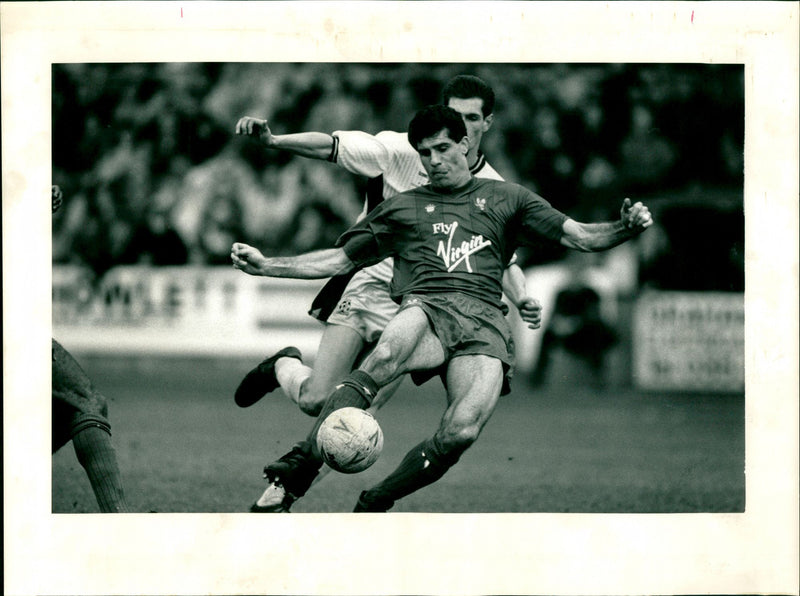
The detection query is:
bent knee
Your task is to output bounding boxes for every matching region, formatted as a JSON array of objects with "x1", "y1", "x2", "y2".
[
  {"x1": 368, "y1": 341, "x2": 395, "y2": 367},
  {"x1": 298, "y1": 399, "x2": 324, "y2": 417},
  {"x1": 437, "y1": 424, "x2": 481, "y2": 452},
  {"x1": 362, "y1": 341, "x2": 403, "y2": 378},
  {"x1": 297, "y1": 390, "x2": 326, "y2": 417}
]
